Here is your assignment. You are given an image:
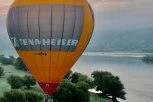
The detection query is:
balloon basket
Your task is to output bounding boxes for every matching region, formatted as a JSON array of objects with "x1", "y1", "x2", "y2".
[{"x1": 44, "y1": 95, "x2": 54, "y2": 102}]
